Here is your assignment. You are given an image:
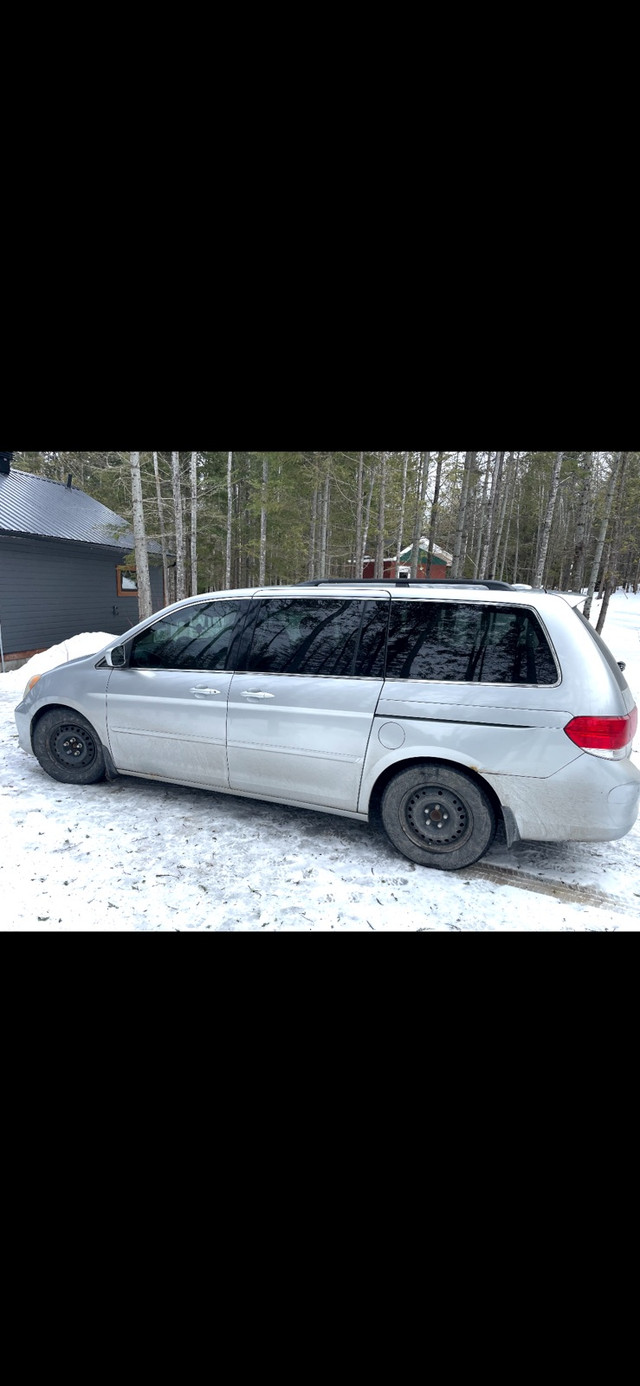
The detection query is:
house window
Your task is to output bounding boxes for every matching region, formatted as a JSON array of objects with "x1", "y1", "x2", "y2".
[{"x1": 116, "y1": 566, "x2": 138, "y2": 597}]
